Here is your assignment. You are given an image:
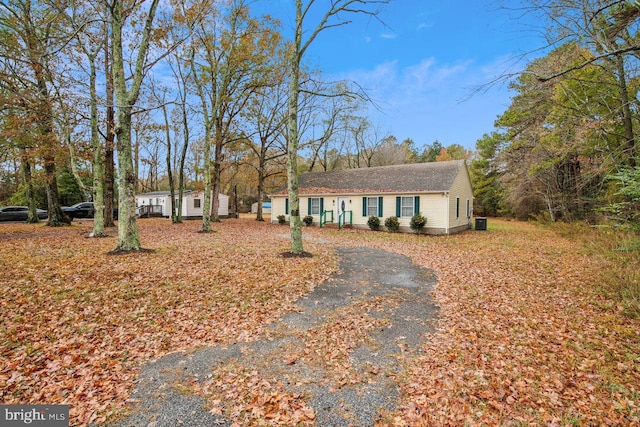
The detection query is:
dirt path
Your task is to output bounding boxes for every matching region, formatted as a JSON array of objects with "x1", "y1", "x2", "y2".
[{"x1": 107, "y1": 247, "x2": 438, "y2": 426}]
